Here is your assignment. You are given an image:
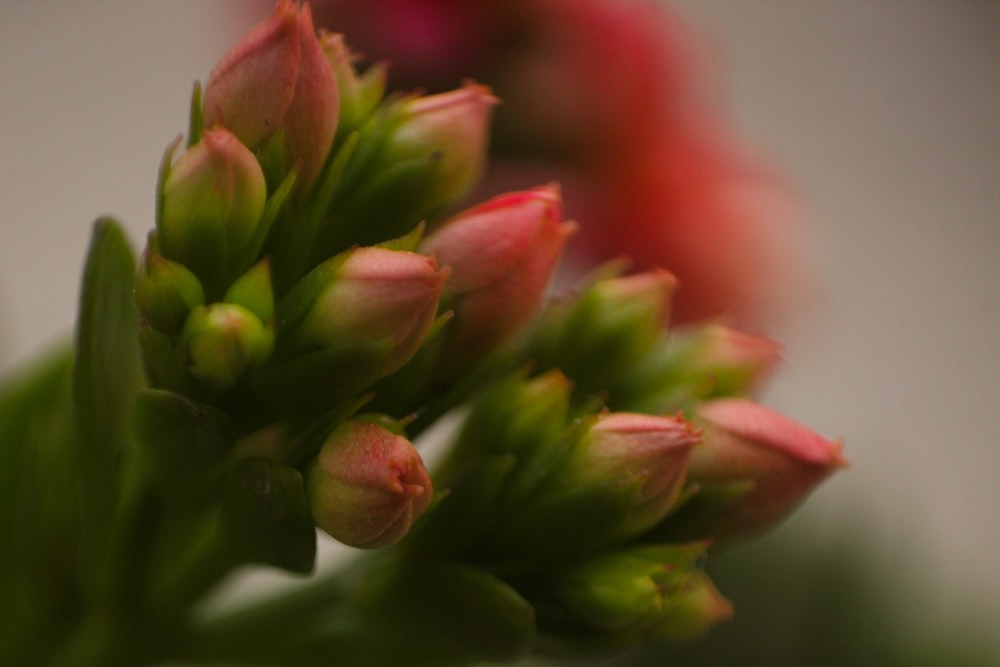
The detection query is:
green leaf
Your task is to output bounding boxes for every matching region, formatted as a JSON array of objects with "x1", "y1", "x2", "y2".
[
  {"x1": 133, "y1": 389, "x2": 233, "y2": 492},
  {"x1": 369, "y1": 560, "x2": 537, "y2": 664},
  {"x1": 72, "y1": 217, "x2": 144, "y2": 588},
  {"x1": 0, "y1": 347, "x2": 78, "y2": 656},
  {"x1": 221, "y1": 457, "x2": 316, "y2": 574}
]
